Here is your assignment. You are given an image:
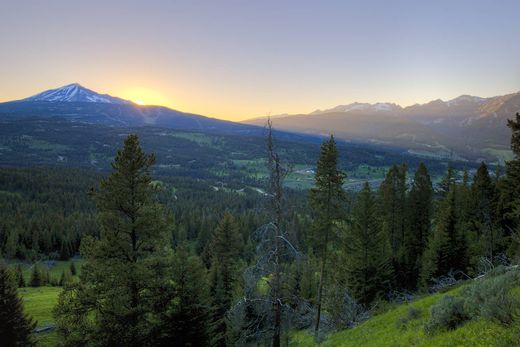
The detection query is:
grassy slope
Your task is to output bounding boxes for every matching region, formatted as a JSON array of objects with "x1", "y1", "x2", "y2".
[
  {"x1": 20, "y1": 287, "x2": 61, "y2": 347},
  {"x1": 291, "y1": 284, "x2": 520, "y2": 347}
]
